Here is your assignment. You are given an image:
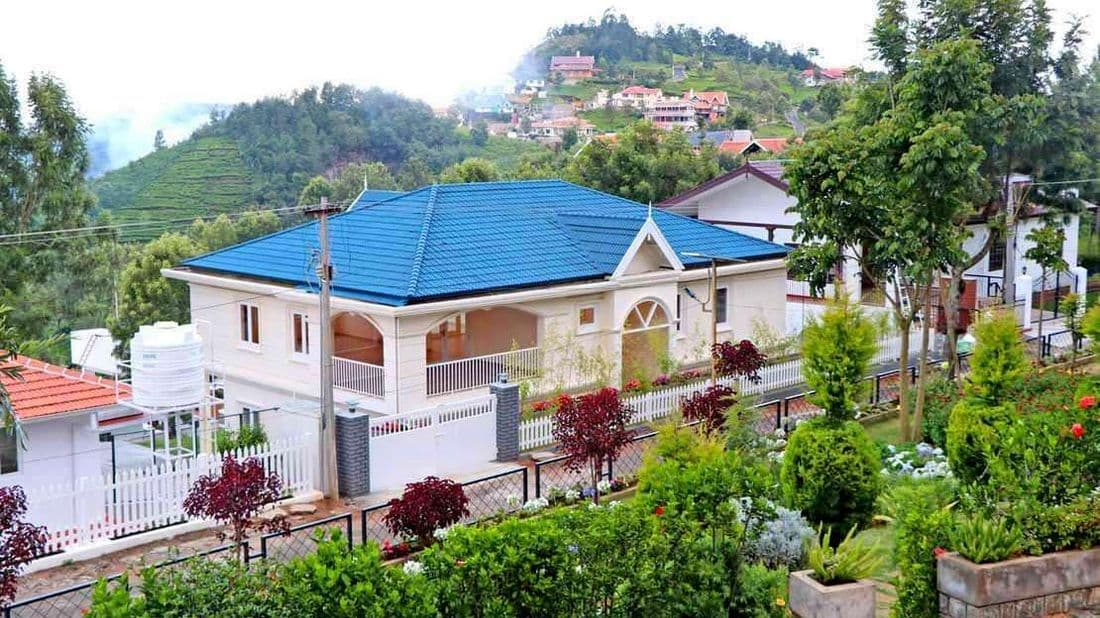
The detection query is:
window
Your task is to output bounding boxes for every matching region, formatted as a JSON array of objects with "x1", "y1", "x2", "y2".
[
  {"x1": 715, "y1": 288, "x2": 729, "y2": 325},
  {"x1": 988, "y1": 233, "x2": 1005, "y2": 271},
  {"x1": 1, "y1": 430, "x2": 17, "y2": 475},
  {"x1": 291, "y1": 311, "x2": 310, "y2": 356},
  {"x1": 240, "y1": 405, "x2": 259, "y2": 428},
  {"x1": 239, "y1": 303, "x2": 260, "y2": 345},
  {"x1": 578, "y1": 305, "x2": 597, "y2": 333}
]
